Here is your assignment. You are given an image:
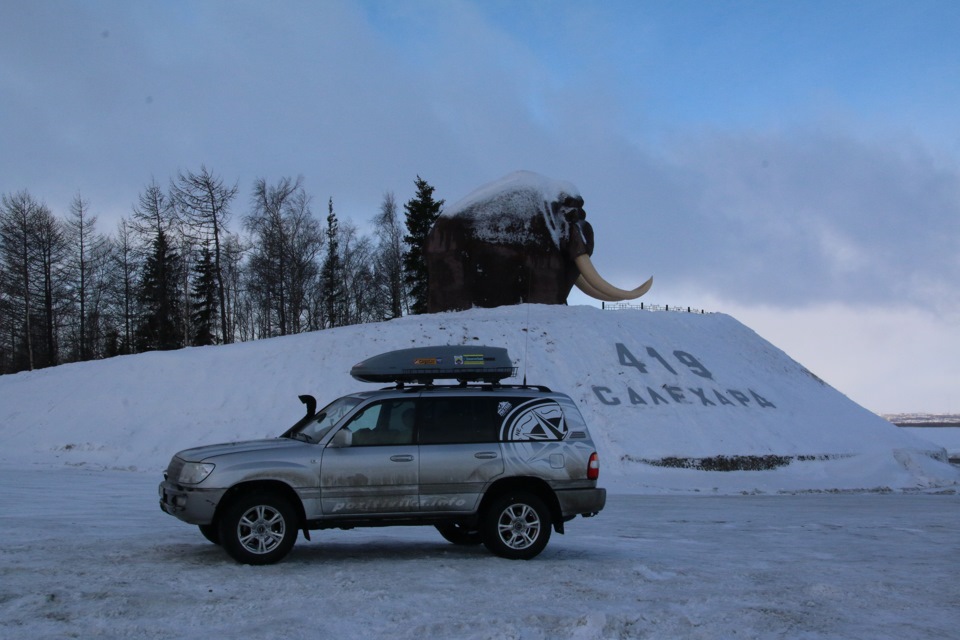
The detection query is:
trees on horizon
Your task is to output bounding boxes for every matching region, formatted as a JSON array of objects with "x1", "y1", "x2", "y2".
[{"x1": 0, "y1": 171, "x2": 444, "y2": 375}]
